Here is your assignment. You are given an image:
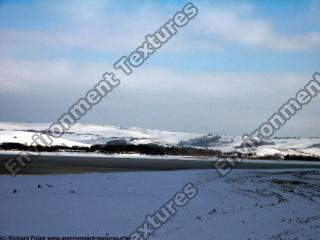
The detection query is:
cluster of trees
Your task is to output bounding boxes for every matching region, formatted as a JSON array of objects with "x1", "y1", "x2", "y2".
[
  {"x1": 284, "y1": 154, "x2": 320, "y2": 161},
  {"x1": 0, "y1": 142, "x2": 89, "y2": 152},
  {"x1": 1, "y1": 142, "x2": 319, "y2": 161},
  {"x1": 0, "y1": 142, "x2": 221, "y2": 157},
  {"x1": 178, "y1": 134, "x2": 222, "y2": 147}
]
